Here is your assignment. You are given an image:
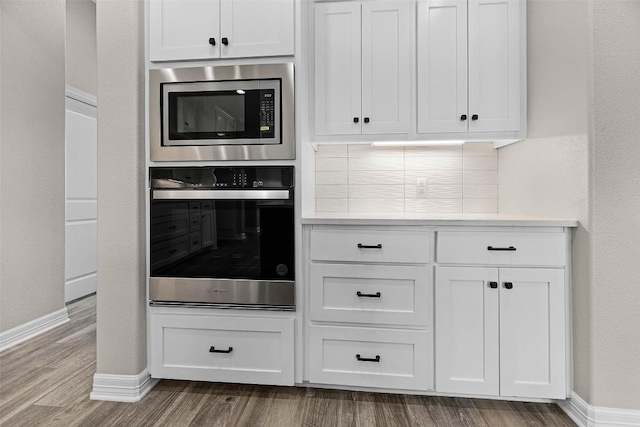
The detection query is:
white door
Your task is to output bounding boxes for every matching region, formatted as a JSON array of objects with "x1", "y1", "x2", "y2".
[
  {"x1": 220, "y1": 0, "x2": 294, "y2": 58},
  {"x1": 314, "y1": 2, "x2": 362, "y2": 135},
  {"x1": 468, "y1": 0, "x2": 520, "y2": 132},
  {"x1": 149, "y1": 0, "x2": 220, "y2": 61},
  {"x1": 499, "y1": 268, "x2": 566, "y2": 398},
  {"x1": 435, "y1": 266, "x2": 499, "y2": 395},
  {"x1": 65, "y1": 94, "x2": 98, "y2": 302},
  {"x1": 417, "y1": 0, "x2": 468, "y2": 133},
  {"x1": 361, "y1": 1, "x2": 412, "y2": 134}
]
